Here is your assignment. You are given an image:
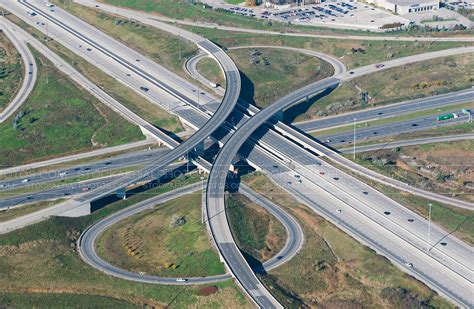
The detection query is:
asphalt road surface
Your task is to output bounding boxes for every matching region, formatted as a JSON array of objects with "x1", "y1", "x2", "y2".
[{"x1": 0, "y1": 22, "x2": 37, "y2": 123}]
